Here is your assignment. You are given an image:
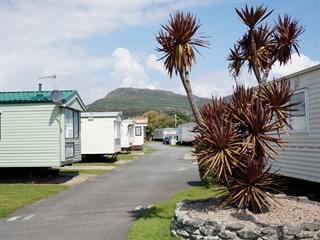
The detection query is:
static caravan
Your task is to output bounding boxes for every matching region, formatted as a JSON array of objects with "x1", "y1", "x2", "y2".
[
  {"x1": 132, "y1": 117, "x2": 148, "y2": 150},
  {"x1": 177, "y1": 122, "x2": 197, "y2": 144},
  {"x1": 153, "y1": 128, "x2": 178, "y2": 141},
  {"x1": 81, "y1": 112, "x2": 122, "y2": 158},
  {"x1": 0, "y1": 87, "x2": 86, "y2": 168},
  {"x1": 271, "y1": 64, "x2": 320, "y2": 183},
  {"x1": 121, "y1": 119, "x2": 135, "y2": 152}
]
